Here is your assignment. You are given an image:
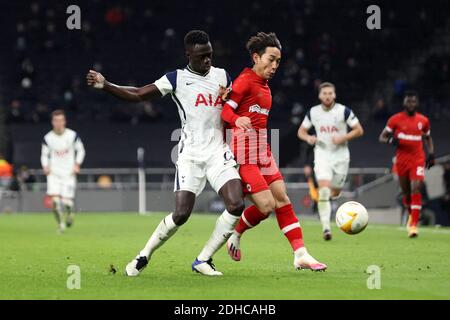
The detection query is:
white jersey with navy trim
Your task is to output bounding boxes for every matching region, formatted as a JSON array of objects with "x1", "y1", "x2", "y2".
[
  {"x1": 301, "y1": 103, "x2": 359, "y2": 161},
  {"x1": 41, "y1": 128, "x2": 85, "y2": 177},
  {"x1": 154, "y1": 66, "x2": 231, "y2": 160}
]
